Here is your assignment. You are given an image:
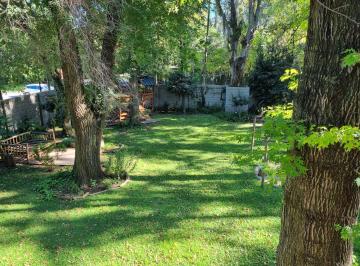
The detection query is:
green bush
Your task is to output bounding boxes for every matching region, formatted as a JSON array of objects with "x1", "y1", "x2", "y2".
[
  {"x1": 34, "y1": 171, "x2": 80, "y2": 200},
  {"x1": 101, "y1": 178, "x2": 116, "y2": 189},
  {"x1": 104, "y1": 149, "x2": 137, "y2": 179}
]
